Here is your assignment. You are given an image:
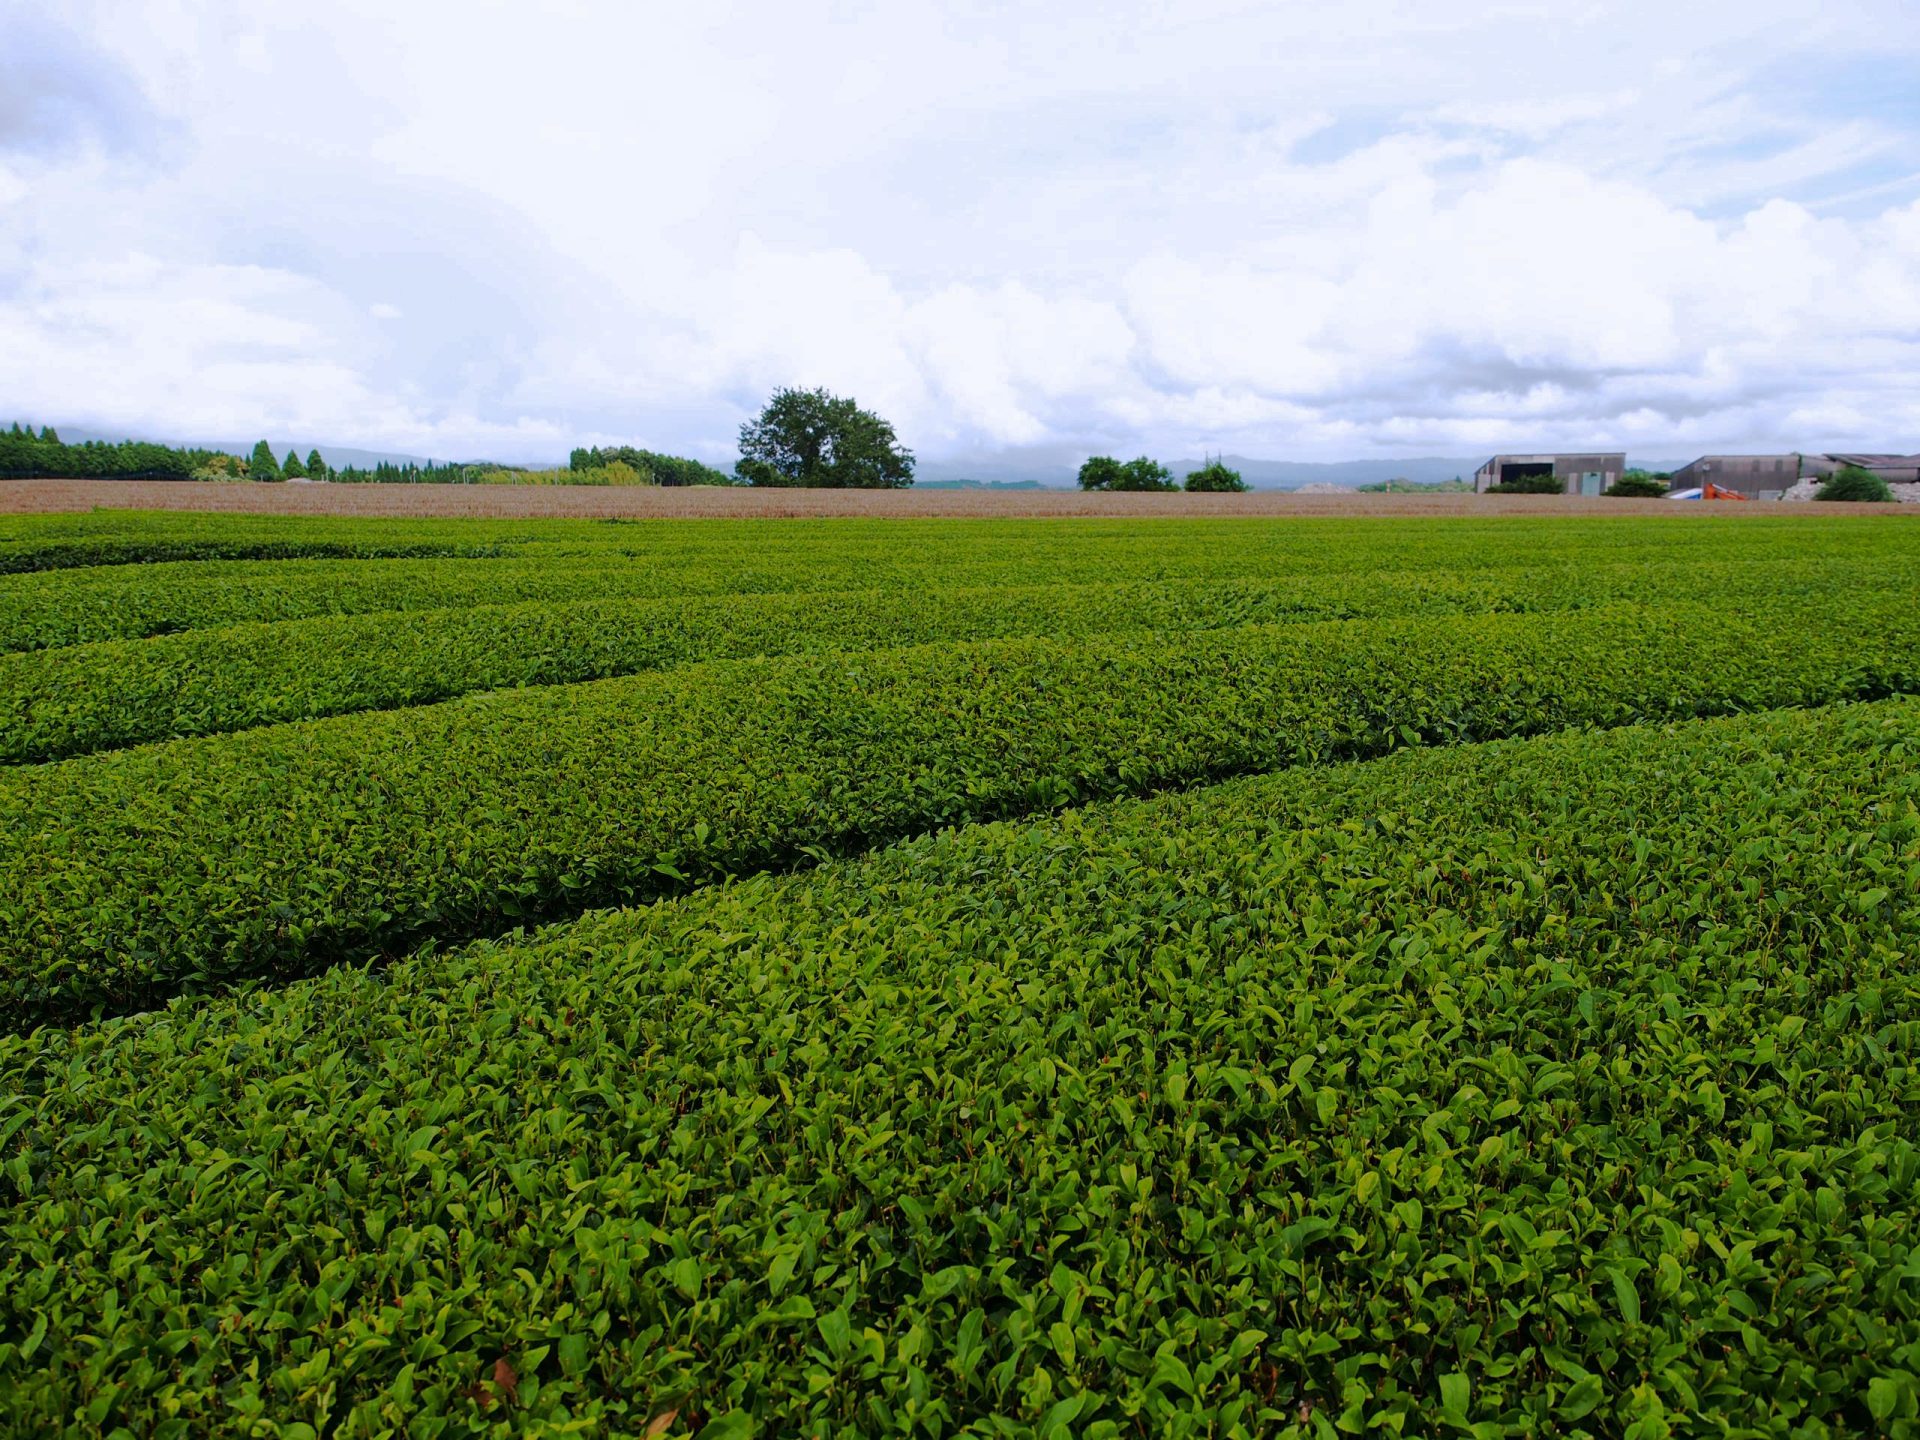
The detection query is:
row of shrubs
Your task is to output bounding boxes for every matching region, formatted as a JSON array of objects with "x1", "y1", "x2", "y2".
[
  {"x1": 13, "y1": 554, "x2": 1913, "y2": 762},
  {"x1": 7, "y1": 588, "x2": 1920, "y2": 1026},
  {"x1": 5, "y1": 696, "x2": 1919, "y2": 1433}
]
